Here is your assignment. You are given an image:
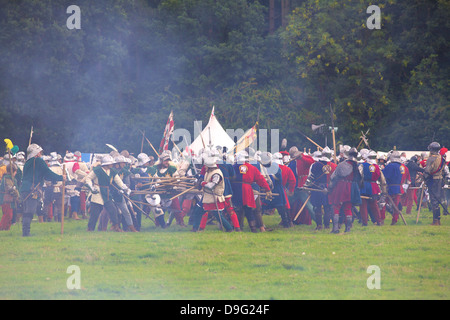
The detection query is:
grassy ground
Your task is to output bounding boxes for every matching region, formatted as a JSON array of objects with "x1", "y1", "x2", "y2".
[{"x1": 0, "y1": 207, "x2": 449, "y2": 300}]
